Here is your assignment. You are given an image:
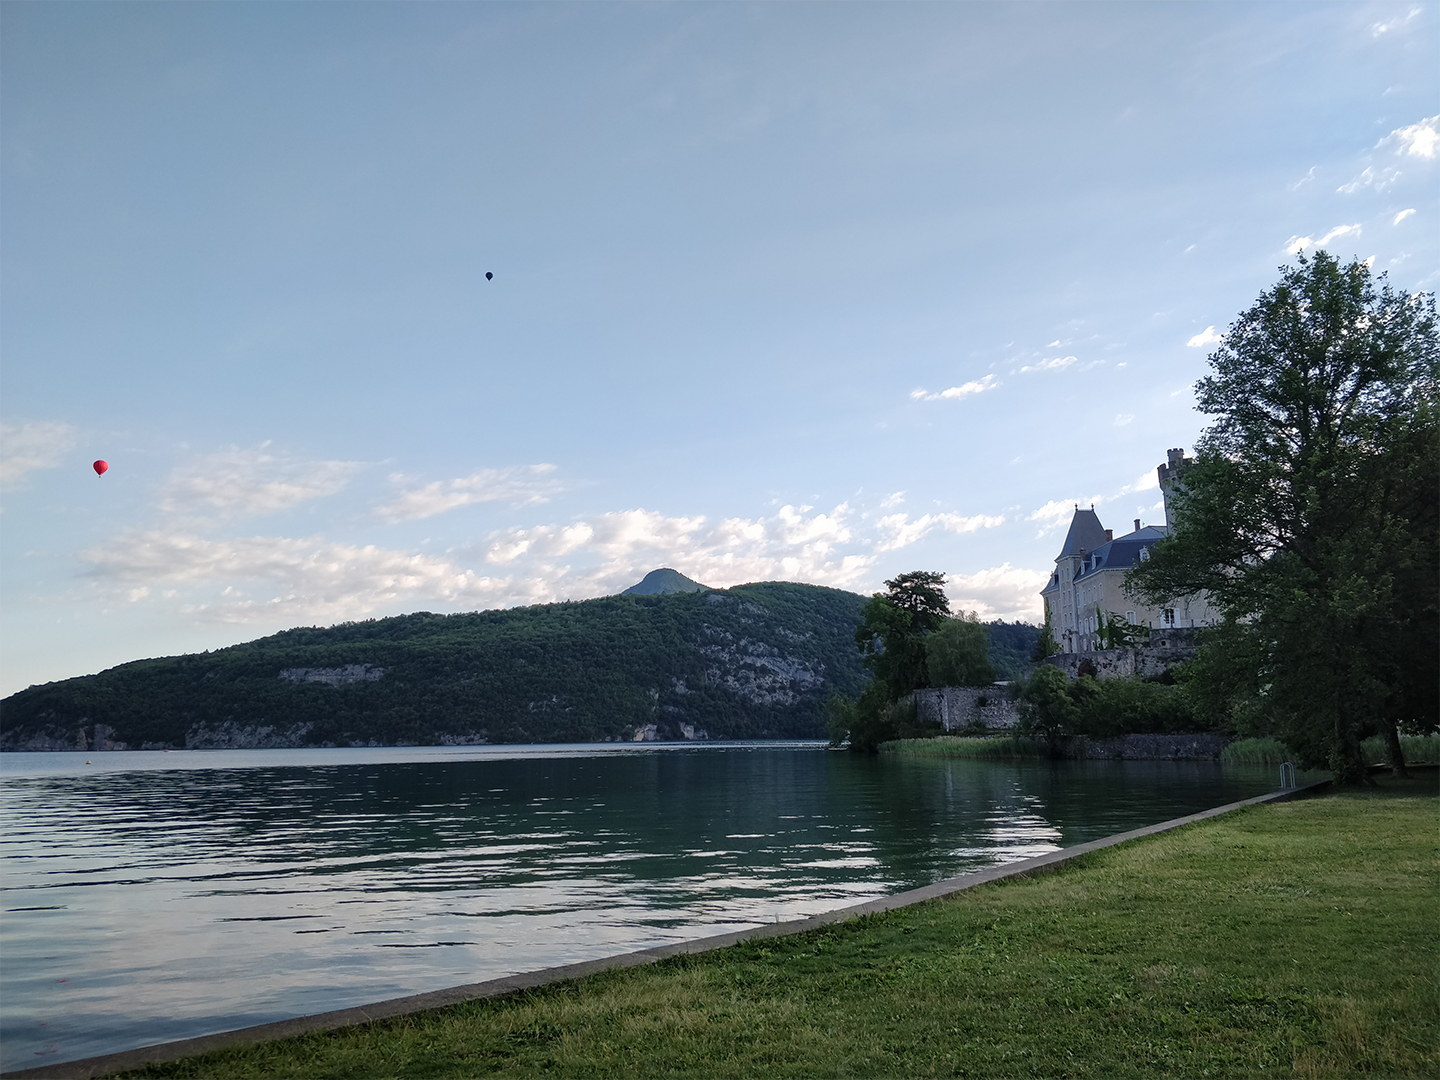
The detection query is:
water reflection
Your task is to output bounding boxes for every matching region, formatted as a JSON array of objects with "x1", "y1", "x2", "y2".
[{"x1": 0, "y1": 744, "x2": 1280, "y2": 1069}]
